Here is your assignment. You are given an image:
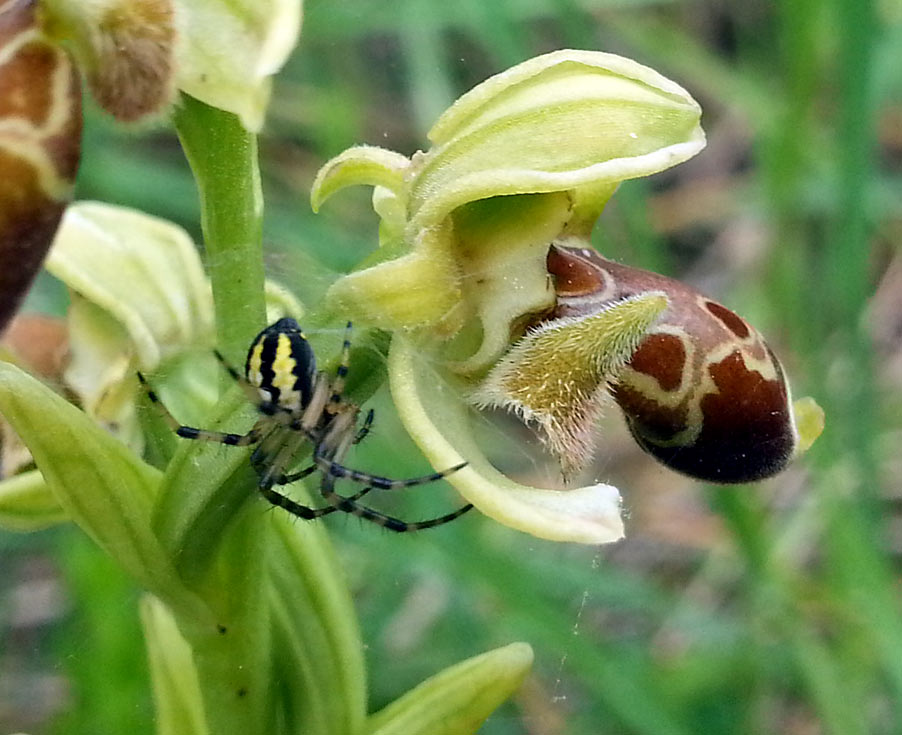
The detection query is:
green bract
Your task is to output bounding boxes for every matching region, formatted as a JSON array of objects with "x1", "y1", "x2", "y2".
[{"x1": 311, "y1": 49, "x2": 706, "y2": 544}]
